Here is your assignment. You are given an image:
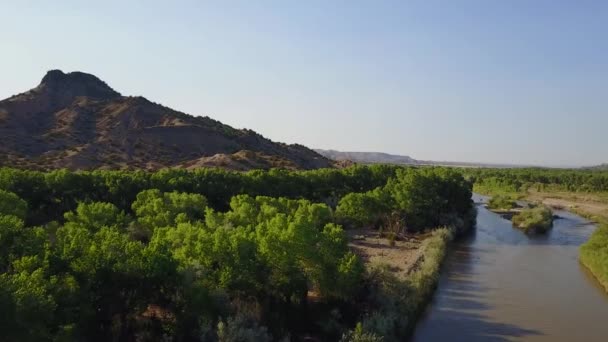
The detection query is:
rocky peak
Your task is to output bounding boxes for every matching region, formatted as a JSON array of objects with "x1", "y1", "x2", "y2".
[
  {"x1": 0, "y1": 70, "x2": 332, "y2": 170},
  {"x1": 38, "y1": 69, "x2": 121, "y2": 100}
]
